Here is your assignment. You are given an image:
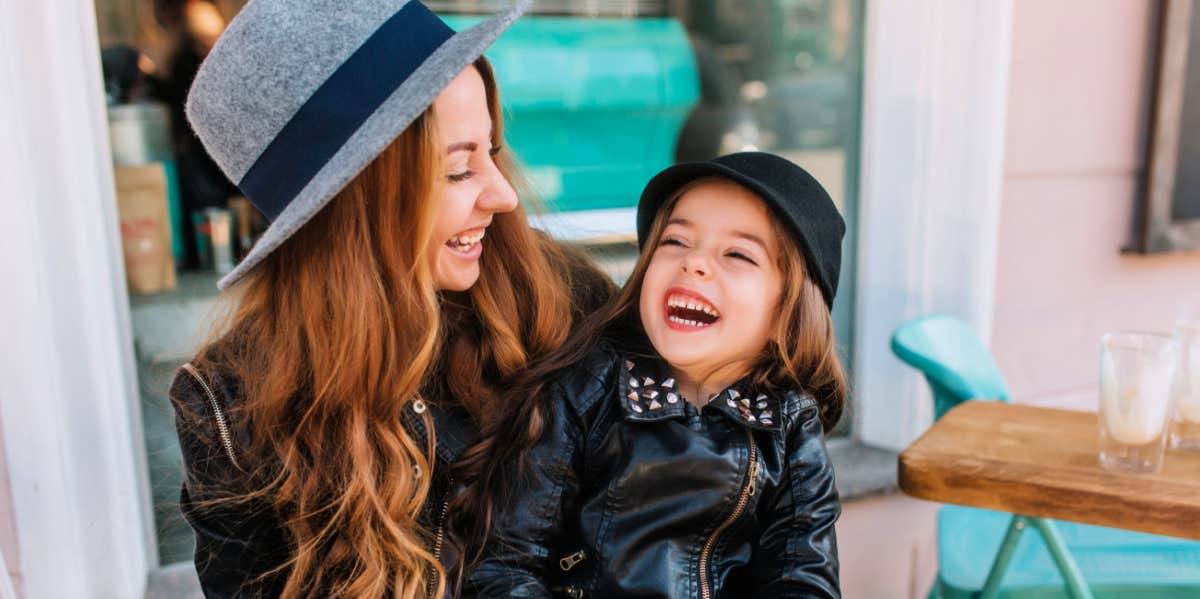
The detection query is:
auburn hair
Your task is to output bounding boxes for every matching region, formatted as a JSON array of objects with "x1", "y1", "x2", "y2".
[
  {"x1": 187, "y1": 57, "x2": 597, "y2": 598},
  {"x1": 456, "y1": 177, "x2": 847, "y2": 559}
]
